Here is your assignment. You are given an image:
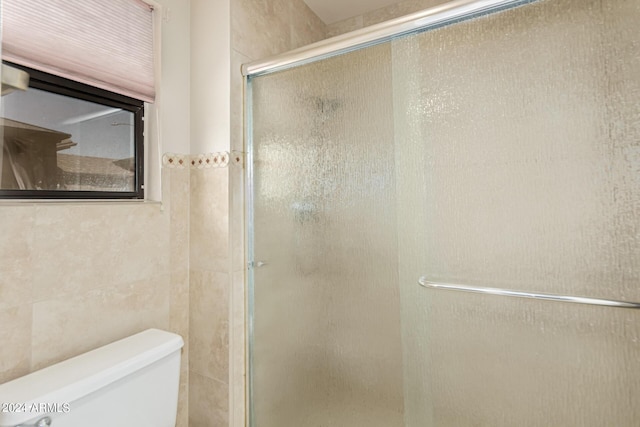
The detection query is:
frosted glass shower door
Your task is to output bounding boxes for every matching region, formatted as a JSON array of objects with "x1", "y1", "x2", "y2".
[
  {"x1": 394, "y1": 0, "x2": 640, "y2": 425},
  {"x1": 248, "y1": 44, "x2": 404, "y2": 427}
]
